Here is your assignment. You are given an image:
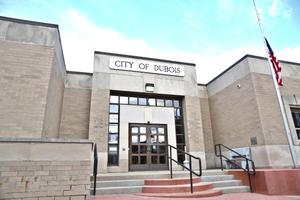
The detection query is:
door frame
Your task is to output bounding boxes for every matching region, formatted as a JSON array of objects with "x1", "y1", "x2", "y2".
[{"x1": 128, "y1": 123, "x2": 169, "y2": 171}]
